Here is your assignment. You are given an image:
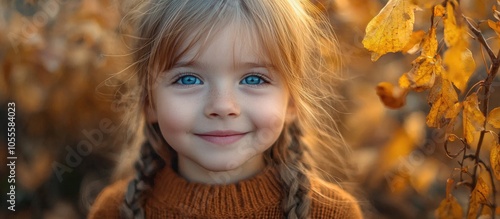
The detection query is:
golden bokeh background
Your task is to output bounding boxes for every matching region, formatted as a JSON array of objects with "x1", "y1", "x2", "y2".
[{"x1": 1, "y1": 0, "x2": 499, "y2": 218}]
